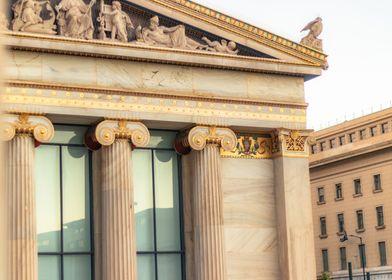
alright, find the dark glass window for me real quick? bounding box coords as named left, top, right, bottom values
left=322, top=249, right=329, bottom=272
left=376, top=206, right=385, bottom=227
left=356, top=210, right=364, bottom=230
left=318, top=187, right=325, bottom=203
left=354, top=179, right=362, bottom=195
left=133, top=130, right=184, bottom=279
left=339, top=136, right=345, bottom=145
left=348, top=133, right=355, bottom=143
left=36, top=125, right=93, bottom=280
left=379, top=242, right=387, bottom=266
left=320, top=142, right=327, bottom=152
left=381, top=123, right=388, bottom=134
left=337, top=213, right=345, bottom=233
left=359, top=129, right=366, bottom=140
left=374, top=174, right=382, bottom=191
left=335, top=184, right=343, bottom=199
left=329, top=139, right=336, bottom=148
left=370, top=126, right=377, bottom=137
left=340, top=247, right=347, bottom=270
left=359, top=244, right=366, bottom=268
left=311, top=144, right=317, bottom=154
left=320, top=217, right=327, bottom=236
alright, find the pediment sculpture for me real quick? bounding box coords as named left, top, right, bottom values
left=11, top=0, right=57, bottom=34
left=97, top=0, right=134, bottom=42
left=300, top=17, right=323, bottom=51
left=202, top=37, right=239, bottom=55
left=0, top=13, right=9, bottom=31
left=55, top=0, right=95, bottom=39
left=135, top=16, right=205, bottom=50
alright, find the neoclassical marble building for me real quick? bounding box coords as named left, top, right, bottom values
left=1, top=0, right=328, bottom=279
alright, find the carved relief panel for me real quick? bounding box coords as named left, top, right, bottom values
left=4, top=0, right=275, bottom=57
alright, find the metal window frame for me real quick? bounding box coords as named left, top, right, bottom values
left=378, top=241, right=387, bottom=266
left=37, top=125, right=185, bottom=279
left=339, top=247, right=347, bottom=270
left=37, top=125, right=94, bottom=280
left=134, top=139, right=185, bottom=280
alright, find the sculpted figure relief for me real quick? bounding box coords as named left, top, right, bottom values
left=0, top=13, right=9, bottom=31
left=56, top=0, right=95, bottom=39
left=202, top=37, right=238, bottom=55
left=300, top=17, right=323, bottom=51
left=135, top=16, right=204, bottom=50
left=11, top=0, right=56, bottom=34
left=99, top=1, right=134, bottom=42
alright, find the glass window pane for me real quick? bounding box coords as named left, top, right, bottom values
left=133, top=150, right=154, bottom=251
left=137, top=254, right=155, bottom=280
left=38, top=256, right=60, bottom=280
left=63, top=255, right=91, bottom=280
left=36, top=145, right=61, bottom=252
left=154, top=151, right=181, bottom=251
left=157, top=254, right=182, bottom=280
left=62, top=146, right=91, bottom=252
left=51, top=125, right=88, bottom=145
left=146, top=131, right=177, bottom=149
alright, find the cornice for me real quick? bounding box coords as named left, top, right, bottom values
left=4, top=32, right=321, bottom=77
left=312, top=108, right=392, bottom=140
left=142, top=0, right=327, bottom=67
left=309, top=135, right=392, bottom=168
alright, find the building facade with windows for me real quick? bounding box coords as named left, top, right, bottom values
left=1, top=0, right=328, bottom=280
left=310, top=108, right=392, bottom=279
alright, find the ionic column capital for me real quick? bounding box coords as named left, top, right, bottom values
left=85, top=119, right=150, bottom=150
left=271, top=128, right=313, bottom=158
left=175, top=126, right=237, bottom=155
left=0, top=113, right=54, bottom=143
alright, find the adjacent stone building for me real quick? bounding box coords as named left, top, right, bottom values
left=1, top=0, right=328, bottom=279
left=310, top=108, right=392, bottom=279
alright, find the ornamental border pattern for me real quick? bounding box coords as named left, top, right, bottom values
left=5, top=80, right=308, bottom=109
left=2, top=86, right=307, bottom=126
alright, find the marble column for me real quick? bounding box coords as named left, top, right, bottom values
left=86, top=119, right=150, bottom=280
left=272, top=129, right=317, bottom=280
left=176, top=126, right=237, bottom=280
left=0, top=114, right=54, bottom=280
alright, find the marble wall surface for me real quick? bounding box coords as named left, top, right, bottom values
left=6, top=50, right=306, bottom=104
left=182, top=156, right=279, bottom=280
left=221, top=158, right=279, bottom=280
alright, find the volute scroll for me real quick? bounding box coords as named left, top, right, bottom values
left=0, top=114, right=54, bottom=143
left=92, top=119, right=150, bottom=148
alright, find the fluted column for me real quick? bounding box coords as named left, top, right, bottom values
left=176, top=126, right=237, bottom=280
left=86, top=119, right=150, bottom=280
left=0, top=114, right=54, bottom=280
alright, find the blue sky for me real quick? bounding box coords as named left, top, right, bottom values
left=195, top=0, right=392, bottom=129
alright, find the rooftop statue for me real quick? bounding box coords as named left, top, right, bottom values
left=11, top=0, right=57, bottom=34
left=135, top=16, right=204, bottom=50
left=300, top=17, right=323, bottom=51
left=202, top=37, right=239, bottom=55
left=56, top=0, right=95, bottom=39
left=0, top=13, right=9, bottom=31
left=98, top=1, right=134, bottom=42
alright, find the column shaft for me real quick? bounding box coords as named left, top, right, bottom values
left=193, top=144, right=226, bottom=280
left=7, top=134, right=37, bottom=280
left=101, top=139, right=137, bottom=280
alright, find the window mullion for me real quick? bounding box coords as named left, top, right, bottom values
left=151, top=150, right=158, bottom=280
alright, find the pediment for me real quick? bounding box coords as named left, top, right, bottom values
left=119, top=0, right=328, bottom=67
left=3, top=0, right=327, bottom=70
